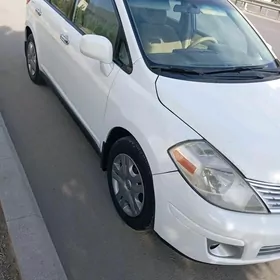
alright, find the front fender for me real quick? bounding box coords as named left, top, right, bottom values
left=103, top=61, right=201, bottom=175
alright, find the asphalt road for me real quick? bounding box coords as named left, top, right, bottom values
left=1, top=2, right=280, bottom=280
left=247, top=14, right=280, bottom=58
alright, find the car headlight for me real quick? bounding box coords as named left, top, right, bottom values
left=169, top=140, right=267, bottom=213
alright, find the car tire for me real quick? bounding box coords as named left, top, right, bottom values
left=25, top=34, right=44, bottom=85
left=107, top=136, right=155, bottom=230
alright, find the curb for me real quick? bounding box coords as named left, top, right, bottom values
left=0, top=114, right=68, bottom=280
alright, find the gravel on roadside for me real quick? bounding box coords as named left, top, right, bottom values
left=0, top=205, right=21, bottom=280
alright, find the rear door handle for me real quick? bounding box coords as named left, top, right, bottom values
left=35, top=7, right=42, bottom=16
left=60, top=34, right=69, bottom=45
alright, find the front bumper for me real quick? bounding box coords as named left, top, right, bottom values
left=153, top=172, right=280, bottom=265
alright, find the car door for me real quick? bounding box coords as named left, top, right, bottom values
left=26, top=0, right=52, bottom=69
left=35, top=0, right=76, bottom=88
left=57, top=0, right=132, bottom=145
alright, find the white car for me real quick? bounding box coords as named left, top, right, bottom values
left=25, top=0, right=280, bottom=265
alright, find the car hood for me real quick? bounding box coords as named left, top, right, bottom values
left=156, top=76, right=280, bottom=183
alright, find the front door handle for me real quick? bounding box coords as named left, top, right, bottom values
left=35, top=7, right=42, bottom=16
left=60, top=34, right=69, bottom=45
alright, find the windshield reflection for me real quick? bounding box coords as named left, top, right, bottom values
left=125, top=0, right=277, bottom=72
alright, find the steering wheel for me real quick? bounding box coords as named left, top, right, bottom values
left=189, top=37, right=218, bottom=48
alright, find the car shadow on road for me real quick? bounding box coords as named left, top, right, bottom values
left=1, top=25, right=280, bottom=280
left=0, top=26, right=25, bottom=72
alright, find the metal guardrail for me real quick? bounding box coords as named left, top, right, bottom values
left=233, top=0, right=280, bottom=20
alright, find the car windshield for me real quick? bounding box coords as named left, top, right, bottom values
left=125, top=0, right=278, bottom=71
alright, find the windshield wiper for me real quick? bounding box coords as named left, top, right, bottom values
left=256, top=67, right=280, bottom=73
left=204, top=66, right=280, bottom=75
left=150, top=65, right=204, bottom=75
left=150, top=65, right=280, bottom=79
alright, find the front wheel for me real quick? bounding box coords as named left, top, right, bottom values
left=107, top=136, right=155, bottom=230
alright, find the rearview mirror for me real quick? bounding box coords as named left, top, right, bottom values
left=80, top=34, right=113, bottom=64
left=174, top=4, right=200, bottom=14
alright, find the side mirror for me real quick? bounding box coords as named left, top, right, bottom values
left=80, top=34, right=113, bottom=64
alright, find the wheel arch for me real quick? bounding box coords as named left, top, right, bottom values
left=101, top=127, right=135, bottom=171
left=24, top=25, right=34, bottom=56
left=25, top=26, right=32, bottom=40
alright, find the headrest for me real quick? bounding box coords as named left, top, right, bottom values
left=139, top=9, right=167, bottom=25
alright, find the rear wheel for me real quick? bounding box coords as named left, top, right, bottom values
left=107, top=137, right=155, bottom=230
left=25, top=34, right=44, bottom=85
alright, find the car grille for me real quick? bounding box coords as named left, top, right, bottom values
left=258, top=245, right=280, bottom=256
left=246, top=179, right=280, bottom=213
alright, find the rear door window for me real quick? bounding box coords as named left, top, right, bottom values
left=50, top=0, right=76, bottom=18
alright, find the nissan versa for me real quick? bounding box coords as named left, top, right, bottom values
left=25, top=0, right=280, bottom=265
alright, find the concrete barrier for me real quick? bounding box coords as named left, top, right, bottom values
left=233, top=0, right=280, bottom=20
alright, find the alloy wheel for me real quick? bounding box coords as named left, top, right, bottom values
left=27, top=41, right=37, bottom=77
